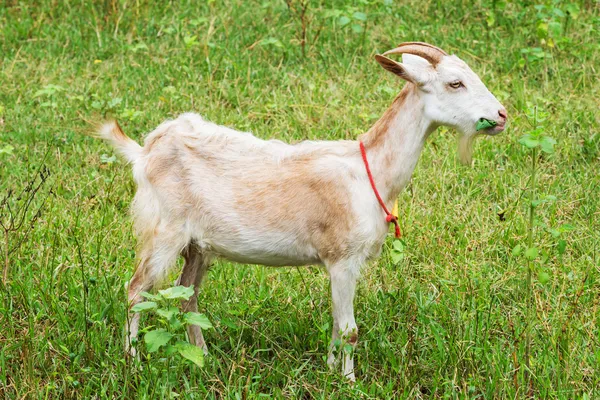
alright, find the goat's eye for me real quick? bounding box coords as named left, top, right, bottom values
left=449, top=81, right=463, bottom=89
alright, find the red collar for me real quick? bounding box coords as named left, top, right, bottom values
left=359, top=141, right=401, bottom=238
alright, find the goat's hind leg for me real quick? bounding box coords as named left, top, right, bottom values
left=179, top=244, right=211, bottom=354
left=125, top=251, right=154, bottom=358
left=125, top=234, right=185, bottom=357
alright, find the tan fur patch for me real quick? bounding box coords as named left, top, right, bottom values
left=112, top=120, right=128, bottom=141
left=360, top=84, right=413, bottom=150
left=234, top=161, right=353, bottom=264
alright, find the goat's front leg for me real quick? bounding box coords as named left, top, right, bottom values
left=327, top=261, right=359, bottom=381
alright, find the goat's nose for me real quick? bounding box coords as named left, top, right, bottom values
left=498, top=108, right=507, bottom=121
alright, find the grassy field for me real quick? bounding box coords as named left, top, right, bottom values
left=1, top=0, right=599, bottom=398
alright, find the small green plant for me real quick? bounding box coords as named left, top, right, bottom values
left=285, top=0, right=314, bottom=59
left=1, top=163, right=51, bottom=284
left=131, top=285, right=213, bottom=368
left=519, top=47, right=552, bottom=68
left=34, top=84, right=65, bottom=108
left=119, top=108, right=143, bottom=122
left=533, top=2, right=580, bottom=47
left=100, top=154, right=117, bottom=164
left=390, top=239, right=406, bottom=264
left=326, top=5, right=368, bottom=34
left=336, top=10, right=367, bottom=33
left=0, top=144, right=14, bottom=156
left=517, top=105, right=556, bottom=395
left=331, top=337, right=354, bottom=360
left=91, top=93, right=123, bottom=115
left=258, top=37, right=284, bottom=49
left=183, top=34, right=199, bottom=48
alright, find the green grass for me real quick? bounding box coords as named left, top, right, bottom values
left=1, top=0, right=599, bottom=398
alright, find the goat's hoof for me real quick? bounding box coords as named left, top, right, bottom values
left=200, top=344, right=209, bottom=356
left=191, top=340, right=209, bottom=355
left=342, top=364, right=356, bottom=382
left=344, top=372, right=356, bottom=382
left=327, top=353, right=338, bottom=370
left=125, top=342, right=141, bottom=362
left=125, top=346, right=137, bottom=359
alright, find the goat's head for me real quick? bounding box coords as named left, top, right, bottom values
left=375, top=42, right=507, bottom=164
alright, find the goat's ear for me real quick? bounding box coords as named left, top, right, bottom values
left=375, top=54, right=427, bottom=85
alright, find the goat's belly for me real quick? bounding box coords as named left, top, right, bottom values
left=219, top=251, right=320, bottom=267
left=199, top=236, right=321, bottom=267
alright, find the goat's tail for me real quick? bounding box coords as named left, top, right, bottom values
left=97, top=120, right=143, bottom=163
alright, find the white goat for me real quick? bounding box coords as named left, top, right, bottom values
left=97, top=42, right=506, bottom=380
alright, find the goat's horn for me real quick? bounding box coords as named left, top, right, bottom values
left=382, top=42, right=448, bottom=67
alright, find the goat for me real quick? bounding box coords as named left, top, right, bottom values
left=97, top=42, right=507, bottom=381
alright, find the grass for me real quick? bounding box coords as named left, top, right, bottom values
left=0, top=0, right=599, bottom=398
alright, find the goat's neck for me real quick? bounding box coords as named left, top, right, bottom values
left=359, top=83, right=436, bottom=207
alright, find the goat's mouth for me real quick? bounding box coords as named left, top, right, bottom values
left=486, top=122, right=505, bottom=135
left=476, top=118, right=505, bottom=136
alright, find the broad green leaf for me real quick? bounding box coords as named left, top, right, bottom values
left=343, top=344, right=353, bottom=354
left=557, top=239, right=567, bottom=255
left=131, top=301, right=157, bottom=312
left=159, top=285, right=194, bottom=300
left=183, top=35, right=198, bottom=48
left=541, top=248, right=550, bottom=264
left=333, top=338, right=342, bottom=350
left=512, top=244, right=522, bottom=257
left=33, top=84, right=64, bottom=97
left=351, top=24, right=364, bottom=33
left=144, top=329, right=173, bottom=352
left=177, top=342, right=204, bottom=367
left=352, top=11, right=367, bottom=21
left=538, top=271, right=550, bottom=285
left=107, top=97, right=122, bottom=109
left=390, top=252, right=404, bottom=264
left=536, top=21, right=548, bottom=38
left=141, top=291, right=162, bottom=301
left=485, top=11, right=496, bottom=27
left=164, top=344, right=178, bottom=356
left=391, top=239, right=405, bottom=263
left=528, top=127, right=545, bottom=137
left=392, top=240, right=405, bottom=252
left=560, top=224, right=575, bottom=233
left=100, top=154, right=117, bottom=164
left=259, top=37, right=283, bottom=48
left=0, top=144, right=14, bottom=155
left=519, top=135, right=539, bottom=149
left=184, top=312, right=213, bottom=329
left=525, top=247, right=538, bottom=260
left=156, top=307, right=179, bottom=320
left=338, top=16, right=351, bottom=26
left=548, top=20, right=562, bottom=38
left=549, top=229, right=560, bottom=238
left=540, top=136, right=557, bottom=154
left=565, top=3, right=580, bottom=19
